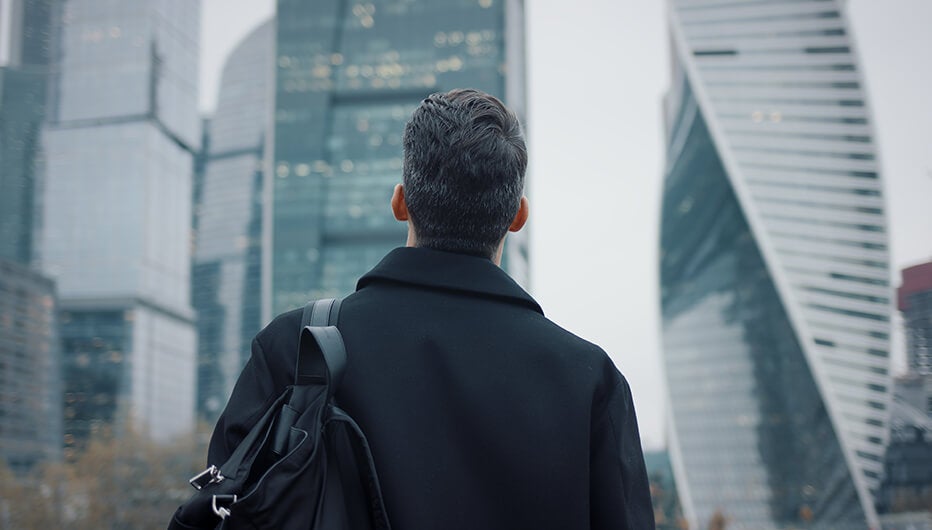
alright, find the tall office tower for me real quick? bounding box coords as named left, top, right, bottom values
left=660, top=1, right=891, bottom=528
left=0, top=0, right=56, bottom=265
left=0, top=260, right=60, bottom=473
left=193, top=20, right=273, bottom=421
left=38, top=0, right=199, bottom=447
left=268, top=0, right=527, bottom=318
left=0, top=0, right=61, bottom=473
left=898, top=261, right=932, bottom=375
left=876, top=388, right=932, bottom=518
left=876, top=261, right=932, bottom=520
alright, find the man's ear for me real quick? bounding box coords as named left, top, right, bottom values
left=391, top=183, right=409, bottom=221
left=508, top=196, right=529, bottom=232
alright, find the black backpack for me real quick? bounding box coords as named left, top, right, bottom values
left=168, top=299, right=391, bottom=530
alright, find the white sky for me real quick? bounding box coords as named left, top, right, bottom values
left=0, top=0, right=15, bottom=65
left=201, top=0, right=932, bottom=450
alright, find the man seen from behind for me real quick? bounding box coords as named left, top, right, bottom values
left=209, top=88, right=655, bottom=529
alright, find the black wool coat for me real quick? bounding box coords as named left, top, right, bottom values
left=208, top=247, right=654, bottom=530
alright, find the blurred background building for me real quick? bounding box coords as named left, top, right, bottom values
left=0, top=0, right=61, bottom=474
left=898, top=261, right=932, bottom=376
left=192, top=20, right=272, bottom=422
left=0, top=0, right=52, bottom=266
left=874, top=261, right=932, bottom=527
left=644, top=449, right=687, bottom=530
left=878, top=394, right=932, bottom=521
left=267, top=0, right=528, bottom=318
left=37, top=0, right=200, bottom=448
left=0, top=260, right=60, bottom=474
left=193, top=0, right=529, bottom=421
left=660, top=0, right=891, bottom=528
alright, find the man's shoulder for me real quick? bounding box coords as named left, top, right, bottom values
left=254, top=307, right=304, bottom=352
left=534, top=312, right=613, bottom=360
left=498, top=308, right=624, bottom=392
left=254, top=297, right=622, bottom=385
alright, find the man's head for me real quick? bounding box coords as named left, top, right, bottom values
left=392, top=89, right=528, bottom=262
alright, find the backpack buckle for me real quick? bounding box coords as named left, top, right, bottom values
left=189, top=465, right=225, bottom=490
left=212, top=494, right=237, bottom=519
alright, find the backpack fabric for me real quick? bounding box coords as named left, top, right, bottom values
left=167, top=298, right=390, bottom=530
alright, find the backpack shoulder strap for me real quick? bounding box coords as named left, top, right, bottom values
left=295, top=298, right=346, bottom=393
left=301, top=297, right=342, bottom=328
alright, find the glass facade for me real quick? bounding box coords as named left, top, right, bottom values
left=661, top=82, right=866, bottom=528
left=0, top=0, right=61, bottom=473
left=270, top=0, right=527, bottom=316
left=876, top=391, right=932, bottom=515
left=0, top=0, right=57, bottom=265
left=662, top=1, right=892, bottom=528
left=59, top=308, right=128, bottom=454
left=898, top=262, right=932, bottom=375
left=51, top=0, right=199, bottom=147
left=0, top=67, right=44, bottom=265
left=38, top=0, right=199, bottom=443
left=0, top=259, right=60, bottom=473
left=193, top=20, right=272, bottom=421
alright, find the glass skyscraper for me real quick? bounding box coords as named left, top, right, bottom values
left=38, top=0, right=199, bottom=447
left=268, top=0, right=527, bottom=318
left=0, top=0, right=61, bottom=474
left=0, top=0, right=55, bottom=265
left=660, top=1, right=891, bottom=528
left=0, top=259, right=60, bottom=473
left=898, top=261, right=932, bottom=376
left=193, top=20, right=272, bottom=421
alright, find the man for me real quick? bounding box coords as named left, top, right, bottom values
left=209, top=89, right=654, bottom=529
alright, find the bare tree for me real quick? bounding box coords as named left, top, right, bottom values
left=0, top=422, right=209, bottom=529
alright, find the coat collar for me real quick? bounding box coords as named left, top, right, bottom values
left=357, top=247, right=543, bottom=315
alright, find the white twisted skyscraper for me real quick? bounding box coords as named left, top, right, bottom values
left=660, top=1, right=891, bottom=528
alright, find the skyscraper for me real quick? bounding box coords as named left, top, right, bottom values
left=875, top=261, right=932, bottom=521
left=0, top=0, right=61, bottom=473
left=193, top=20, right=273, bottom=421
left=898, top=261, right=932, bottom=375
left=0, top=259, right=60, bottom=474
left=38, top=0, right=199, bottom=447
left=660, top=1, right=891, bottom=528
left=876, top=387, right=932, bottom=517
left=267, top=0, right=527, bottom=319
left=0, top=0, right=55, bottom=265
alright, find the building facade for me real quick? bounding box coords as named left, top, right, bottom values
left=38, top=0, right=199, bottom=445
left=193, top=20, right=273, bottom=421
left=898, top=261, right=932, bottom=376
left=874, top=261, right=932, bottom=522
left=0, top=0, right=56, bottom=265
left=0, top=0, right=61, bottom=473
left=0, top=259, right=60, bottom=473
left=267, top=0, right=527, bottom=318
left=660, top=1, right=891, bottom=528
left=0, top=66, right=44, bottom=264
left=877, top=391, right=932, bottom=516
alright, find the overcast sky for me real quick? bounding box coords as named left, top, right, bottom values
left=201, top=0, right=932, bottom=450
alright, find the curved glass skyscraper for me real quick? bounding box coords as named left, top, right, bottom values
left=660, top=1, right=892, bottom=528
left=193, top=20, right=272, bottom=420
